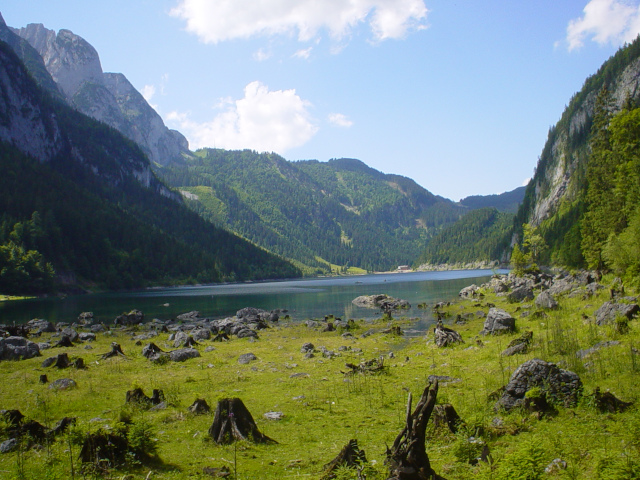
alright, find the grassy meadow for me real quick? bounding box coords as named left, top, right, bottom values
left=1, top=274, right=640, bottom=479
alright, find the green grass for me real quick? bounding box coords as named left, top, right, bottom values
left=1, top=277, right=640, bottom=479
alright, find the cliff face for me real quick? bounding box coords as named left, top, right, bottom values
left=524, top=54, right=640, bottom=229
left=0, top=42, right=62, bottom=162
left=12, top=23, right=192, bottom=167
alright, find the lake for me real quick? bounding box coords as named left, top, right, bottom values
left=0, top=270, right=504, bottom=331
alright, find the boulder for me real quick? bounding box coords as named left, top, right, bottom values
left=535, top=291, right=558, bottom=310
left=238, top=353, right=257, bottom=364
left=78, top=332, right=96, bottom=342
left=495, top=359, right=582, bottom=411
left=114, top=309, right=144, bottom=325
left=459, top=284, right=479, bottom=299
left=507, top=285, right=534, bottom=303
left=595, top=301, right=640, bottom=326
left=480, top=308, right=515, bottom=335
left=352, top=294, right=410, bottom=310
left=169, top=348, right=201, bottom=362
left=0, top=336, right=40, bottom=361
left=49, top=378, right=77, bottom=391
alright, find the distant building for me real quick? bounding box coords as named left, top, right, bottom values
left=397, top=265, right=411, bottom=272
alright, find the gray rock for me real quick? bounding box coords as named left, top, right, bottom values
left=300, top=342, right=315, bottom=353
left=459, top=284, right=479, bottom=299
left=480, top=308, right=515, bottom=335
left=535, top=291, right=558, bottom=310
left=576, top=340, right=620, bottom=359
left=0, top=438, right=17, bottom=453
left=237, top=328, right=258, bottom=339
left=169, top=348, right=200, bottom=362
left=49, top=378, right=77, bottom=391
left=172, top=331, right=190, bottom=348
left=0, top=336, right=40, bottom=361
left=78, top=332, right=96, bottom=342
left=238, top=353, right=257, bottom=364
left=500, top=342, right=528, bottom=357
left=595, top=301, right=640, bottom=326
left=507, top=285, right=534, bottom=303
left=352, top=294, right=410, bottom=310
left=495, top=359, right=582, bottom=411
left=191, top=327, right=211, bottom=341
left=263, top=411, right=284, bottom=420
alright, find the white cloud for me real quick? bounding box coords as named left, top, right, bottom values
left=141, top=84, right=156, bottom=102
left=328, top=113, right=353, bottom=128
left=566, top=0, right=640, bottom=51
left=253, top=48, right=272, bottom=61
left=170, top=0, right=428, bottom=44
left=293, top=47, right=313, bottom=59
left=166, top=81, right=318, bottom=153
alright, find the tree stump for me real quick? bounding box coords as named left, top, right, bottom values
left=55, top=336, right=74, bottom=348
left=189, top=398, right=211, bottom=415
left=432, top=404, right=463, bottom=434
left=208, top=398, right=276, bottom=444
left=53, top=353, right=71, bottom=368
left=433, top=321, right=463, bottom=348
left=386, top=381, right=446, bottom=480
left=593, top=387, right=633, bottom=413
left=98, top=342, right=126, bottom=359
left=212, top=332, right=230, bottom=342
left=322, top=439, right=368, bottom=479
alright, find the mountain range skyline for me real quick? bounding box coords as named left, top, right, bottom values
left=2, top=1, right=637, bottom=200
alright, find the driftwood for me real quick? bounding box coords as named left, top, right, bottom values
left=322, top=439, right=368, bottom=480
left=98, top=342, right=126, bottom=359
left=208, top=398, right=276, bottom=445
left=386, top=381, right=446, bottom=480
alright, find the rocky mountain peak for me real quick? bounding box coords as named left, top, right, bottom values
left=14, top=24, right=103, bottom=99
left=12, top=22, right=191, bottom=167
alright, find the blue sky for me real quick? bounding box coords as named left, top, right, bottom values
left=2, top=1, right=638, bottom=200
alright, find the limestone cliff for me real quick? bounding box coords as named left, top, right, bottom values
left=12, top=23, right=192, bottom=167
left=521, top=47, right=640, bottom=229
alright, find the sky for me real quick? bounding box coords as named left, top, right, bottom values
left=2, top=0, right=639, bottom=201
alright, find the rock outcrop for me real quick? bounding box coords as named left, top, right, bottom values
left=495, top=359, right=582, bottom=411
left=12, top=23, right=192, bottom=169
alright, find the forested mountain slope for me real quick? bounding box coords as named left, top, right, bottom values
left=513, top=36, right=640, bottom=267
left=0, top=39, right=299, bottom=293
left=157, top=150, right=468, bottom=273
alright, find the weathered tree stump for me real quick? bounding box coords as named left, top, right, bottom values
left=53, top=353, right=71, bottom=368
left=125, top=387, right=164, bottom=408
left=432, top=404, right=463, bottom=434
left=188, top=398, right=211, bottom=415
left=55, top=336, right=74, bottom=348
left=212, top=332, right=230, bottom=342
left=382, top=325, right=404, bottom=336
left=48, top=417, right=76, bottom=438
left=386, top=381, right=446, bottom=480
left=208, top=398, right=276, bottom=445
left=73, top=357, right=86, bottom=369
left=343, top=357, right=387, bottom=375
left=39, top=374, right=48, bottom=384
left=322, top=439, right=368, bottom=480
left=593, top=387, right=633, bottom=413
left=98, top=342, right=126, bottom=359
left=433, top=321, right=464, bottom=348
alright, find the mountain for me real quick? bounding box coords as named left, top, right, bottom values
left=0, top=34, right=299, bottom=293
left=11, top=22, right=192, bottom=167
left=459, top=186, right=526, bottom=213
left=157, top=150, right=468, bottom=273
left=513, top=36, right=640, bottom=267
left=414, top=207, right=513, bottom=268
